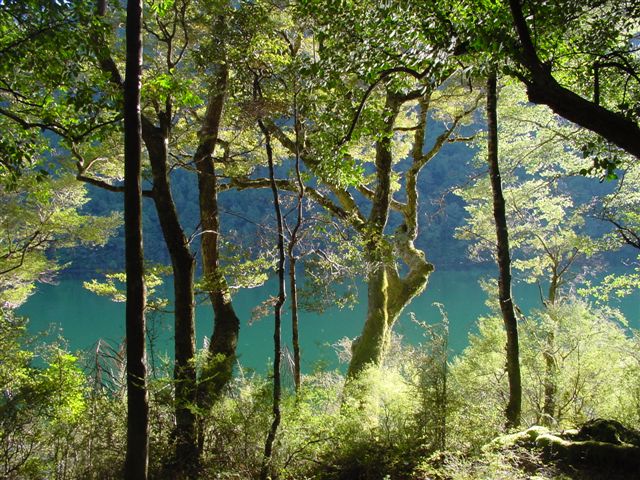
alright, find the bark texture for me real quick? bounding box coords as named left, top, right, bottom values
left=486, top=71, right=522, bottom=428
left=123, top=0, right=148, bottom=477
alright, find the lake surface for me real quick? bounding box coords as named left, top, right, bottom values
left=19, top=269, right=639, bottom=373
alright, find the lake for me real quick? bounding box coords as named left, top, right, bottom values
left=18, top=268, right=639, bottom=373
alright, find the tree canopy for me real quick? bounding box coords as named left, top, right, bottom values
left=1, top=1, right=639, bottom=479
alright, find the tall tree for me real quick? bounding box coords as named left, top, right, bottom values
left=486, top=71, right=521, bottom=428
left=260, top=80, right=478, bottom=378
left=123, top=0, right=148, bottom=477
left=456, top=83, right=607, bottom=424
left=242, top=1, right=481, bottom=377
left=92, top=2, right=200, bottom=473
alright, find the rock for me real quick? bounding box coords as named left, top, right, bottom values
left=484, top=426, right=550, bottom=451
left=486, top=419, right=640, bottom=476
left=575, top=418, right=640, bottom=446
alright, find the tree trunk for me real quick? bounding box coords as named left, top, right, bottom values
left=142, top=119, right=198, bottom=477
left=288, top=102, right=304, bottom=394
left=541, top=275, right=559, bottom=425
left=541, top=337, right=557, bottom=425
left=193, top=47, right=240, bottom=430
left=123, top=0, right=148, bottom=477
left=486, top=71, right=522, bottom=429
left=259, top=120, right=285, bottom=480
left=289, top=256, right=301, bottom=392
left=347, top=267, right=392, bottom=378
left=93, top=0, right=197, bottom=473
left=346, top=92, right=434, bottom=378
left=347, top=94, right=399, bottom=378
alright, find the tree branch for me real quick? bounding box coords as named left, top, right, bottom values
left=507, top=0, right=640, bottom=159
left=339, top=66, right=428, bottom=146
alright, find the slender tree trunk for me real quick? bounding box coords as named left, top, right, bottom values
left=289, top=256, right=301, bottom=392
left=288, top=99, right=304, bottom=393
left=259, top=120, right=285, bottom=480
left=123, top=0, right=148, bottom=478
left=541, top=336, right=557, bottom=425
left=142, top=120, right=198, bottom=477
left=542, top=273, right=559, bottom=425
left=94, top=0, right=197, bottom=473
left=487, top=71, right=522, bottom=429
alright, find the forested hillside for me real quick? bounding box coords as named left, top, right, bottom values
left=1, top=0, right=639, bottom=479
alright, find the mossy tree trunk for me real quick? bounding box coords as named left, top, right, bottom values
left=347, top=92, right=444, bottom=378
left=541, top=270, right=560, bottom=425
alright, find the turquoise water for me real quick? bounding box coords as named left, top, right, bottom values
left=19, top=269, right=639, bottom=373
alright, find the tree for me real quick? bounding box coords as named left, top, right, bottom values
left=244, top=0, right=483, bottom=377
left=191, top=7, right=242, bottom=433
left=505, top=0, right=640, bottom=160
left=286, top=93, right=305, bottom=394
left=486, top=71, right=521, bottom=428
left=456, top=83, right=608, bottom=425
left=257, top=117, right=286, bottom=480
left=442, top=0, right=640, bottom=160
left=123, top=0, right=148, bottom=477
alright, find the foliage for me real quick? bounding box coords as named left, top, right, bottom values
left=449, top=295, right=640, bottom=447
left=455, top=82, right=609, bottom=300
left=445, top=0, right=640, bottom=123
left=2, top=299, right=640, bottom=478
left=0, top=309, right=91, bottom=479
left=0, top=173, right=120, bottom=308
left=83, top=264, right=170, bottom=311
left=2, top=0, right=640, bottom=478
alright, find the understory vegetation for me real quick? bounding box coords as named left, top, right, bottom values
left=3, top=295, right=639, bottom=479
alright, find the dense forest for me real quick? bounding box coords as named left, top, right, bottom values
left=1, top=0, right=640, bottom=479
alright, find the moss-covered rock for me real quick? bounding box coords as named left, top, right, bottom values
left=486, top=419, right=640, bottom=477
left=574, top=418, right=640, bottom=446
left=485, top=426, right=550, bottom=451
